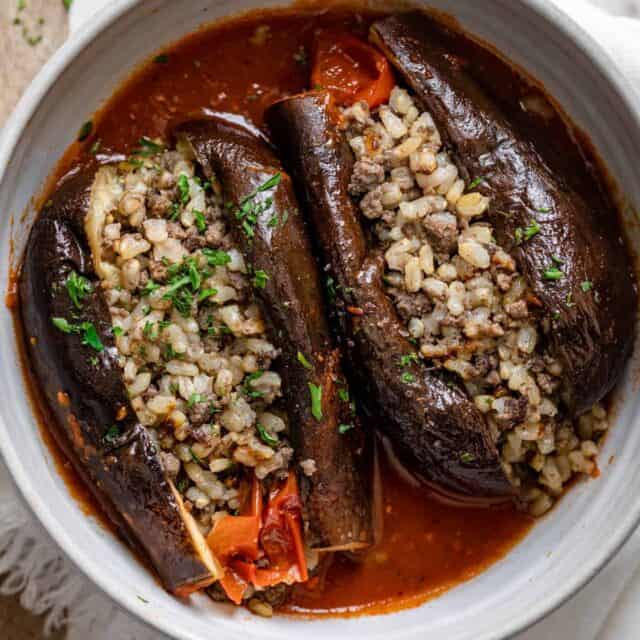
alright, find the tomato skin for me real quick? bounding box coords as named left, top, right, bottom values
left=311, top=33, right=395, bottom=108
left=206, top=472, right=308, bottom=602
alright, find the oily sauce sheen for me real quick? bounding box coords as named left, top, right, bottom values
left=33, top=7, right=554, bottom=616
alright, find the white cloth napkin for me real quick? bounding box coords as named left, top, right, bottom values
left=2, top=1, right=640, bottom=638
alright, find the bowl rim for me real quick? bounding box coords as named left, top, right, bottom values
left=1, top=1, right=640, bottom=638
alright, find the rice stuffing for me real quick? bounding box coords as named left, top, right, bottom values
left=341, top=87, right=607, bottom=516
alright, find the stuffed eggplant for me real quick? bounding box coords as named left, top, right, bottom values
left=267, top=93, right=512, bottom=499
left=20, top=171, right=220, bottom=595
left=370, top=13, right=637, bottom=416
left=173, top=117, right=372, bottom=552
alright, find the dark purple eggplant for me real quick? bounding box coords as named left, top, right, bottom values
left=20, top=171, right=220, bottom=595
left=266, top=93, right=511, bottom=499
left=371, top=13, right=637, bottom=416
left=174, top=118, right=372, bottom=551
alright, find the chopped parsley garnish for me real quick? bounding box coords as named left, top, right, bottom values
left=243, top=371, right=264, bottom=398
left=153, top=53, right=169, bottom=64
left=202, top=248, right=231, bottom=266
left=187, top=393, right=203, bottom=408
left=515, top=219, right=541, bottom=245
left=399, top=353, right=419, bottom=368
left=338, top=388, right=349, bottom=403
left=143, top=321, right=157, bottom=339
left=102, top=425, right=120, bottom=445
left=193, top=209, right=207, bottom=233
left=542, top=266, right=563, bottom=281
left=308, top=383, right=323, bottom=421
left=552, top=310, right=561, bottom=320
left=128, top=137, right=164, bottom=164
left=62, top=0, right=74, bottom=9
left=467, top=176, right=484, bottom=191
left=326, top=276, right=337, bottom=304
left=177, top=174, right=190, bottom=204
left=198, top=288, right=218, bottom=302
left=252, top=269, right=269, bottom=289
left=77, top=120, right=93, bottom=142
left=233, top=173, right=282, bottom=239
left=51, top=317, right=104, bottom=352
left=460, top=452, right=475, bottom=463
left=537, top=207, right=551, bottom=213
left=565, top=292, right=575, bottom=308
left=113, top=326, right=123, bottom=337
left=17, top=0, right=26, bottom=10
left=142, top=279, right=161, bottom=296
left=66, top=270, right=92, bottom=308
left=297, top=351, right=312, bottom=370
left=256, top=424, right=278, bottom=447
left=168, top=203, right=180, bottom=221
left=89, top=139, right=101, bottom=155
left=161, top=257, right=207, bottom=317
left=189, top=447, right=202, bottom=464
left=176, top=477, right=189, bottom=493
left=581, top=280, right=594, bottom=292
left=338, top=423, right=354, bottom=434
left=401, top=372, right=415, bottom=384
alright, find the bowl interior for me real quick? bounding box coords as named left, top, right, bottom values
left=1, top=1, right=640, bottom=639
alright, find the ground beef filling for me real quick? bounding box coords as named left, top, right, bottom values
left=88, top=142, right=293, bottom=540
left=341, top=88, right=607, bottom=516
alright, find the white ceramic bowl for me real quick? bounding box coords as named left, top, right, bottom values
left=2, top=1, right=640, bottom=639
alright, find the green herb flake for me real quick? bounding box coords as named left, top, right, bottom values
left=113, top=326, right=124, bottom=337
left=193, top=209, right=207, bottom=233
left=460, top=452, right=475, bottom=463
left=326, top=276, right=337, bottom=305
left=89, top=139, right=102, bottom=155
left=136, top=596, right=149, bottom=604
left=252, top=269, right=269, bottom=289
left=142, top=280, right=161, bottom=296
left=581, top=280, right=593, bottom=292
left=338, top=423, right=354, bottom=434
left=515, top=219, right=541, bottom=245
left=188, top=393, right=203, bottom=408
left=52, top=317, right=73, bottom=334
left=153, top=53, right=169, bottom=64
left=551, top=310, right=561, bottom=321
left=103, top=424, right=120, bottom=445
left=308, top=383, right=323, bottom=422
left=537, top=206, right=551, bottom=213
left=77, top=120, right=93, bottom=142
left=542, top=266, right=563, bottom=281
left=17, top=0, right=26, bottom=10
left=256, top=423, right=279, bottom=447
left=467, top=176, right=484, bottom=191
left=189, top=447, right=202, bottom=465
left=401, top=372, right=415, bottom=384
left=338, top=388, right=349, bottom=403
left=51, top=317, right=104, bottom=352
left=202, top=248, right=231, bottom=266
left=168, top=202, right=180, bottom=221
left=66, top=270, right=92, bottom=309
left=198, top=288, right=218, bottom=302
left=177, top=174, right=190, bottom=204
left=399, top=353, right=419, bottom=368
left=297, top=351, right=312, bottom=370
left=143, top=321, right=156, bottom=339
left=566, top=292, right=575, bottom=308
left=243, top=371, right=264, bottom=398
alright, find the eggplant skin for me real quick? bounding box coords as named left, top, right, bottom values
left=371, top=13, right=638, bottom=416
left=173, top=118, right=372, bottom=551
left=267, top=93, right=512, bottom=499
left=19, top=171, right=218, bottom=595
